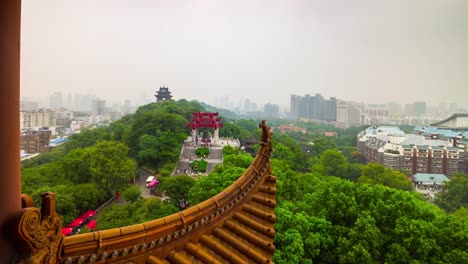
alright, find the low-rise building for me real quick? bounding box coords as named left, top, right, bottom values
left=20, top=128, right=51, bottom=154
left=412, top=173, right=449, bottom=200
left=279, top=125, right=306, bottom=134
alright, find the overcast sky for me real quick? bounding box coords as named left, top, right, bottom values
left=21, top=0, right=468, bottom=109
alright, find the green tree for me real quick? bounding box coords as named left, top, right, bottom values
left=436, top=172, right=468, bottom=213
left=317, top=149, right=349, bottom=178
left=64, top=127, right=111, bottom=153
left=222, top=145, right=241, bottom=156
left=69, top=183, right=107, bottom=213
left=60, top=148, right=89, bottom=184
left=452, top=206, right=468, bottom=220
left=274, top=172, right=468, bottom=263
left=189, top=167, right=244, bottom=204
left=127, top=111, right=187, bottom=156
left=84, top=140, right=136, bottom=194
left=273, top=143, right=295, bottom=164
left=31, top=185, right=78, bottom=224
left=136, top=134, right=159, bottom=167
left=159, top=175, right=195, bottom=210
left=123, top=185, right=141, bottom=203
left=310, top=137, right=337, bottom=156
left=219, top=122, right=241, bottom=138
left=358, top=163, right=413, bottom=191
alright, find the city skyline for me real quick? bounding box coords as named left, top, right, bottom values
left=20, top=0, right=468, bottom=108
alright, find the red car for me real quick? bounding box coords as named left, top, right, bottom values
left=61, top=227, right=73, bottom=236
left=80, top=210, right=96, bottom=219
left=67, top=217, right=84, bottom=228
left=86, top=219, right=97, bottom=230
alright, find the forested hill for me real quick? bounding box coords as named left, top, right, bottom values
left=21, top=99, right=468, bottom=262
left=21, top=99, right=204, bottom=223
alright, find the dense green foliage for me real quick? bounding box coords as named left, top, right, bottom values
left=358, top=163, right=413, bottom=191
left=122, top=185, right=142, bottom=203
left=273, top=166, right=468, bottom=263
left=189, top=167, right=245, bottom=204
left=191, top=159, right=208, bottom=173
left=436, top=172, right=468, bottom=213
left=159, top=175, right=195, bottom=210
left=96, top=198, right=178, bottom=230
left=195, top=147, right=210, bottom=157
left=22, top=140, right=135, bottom=223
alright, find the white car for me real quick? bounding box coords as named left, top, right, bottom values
left=145, top=176, right=155, bottom=183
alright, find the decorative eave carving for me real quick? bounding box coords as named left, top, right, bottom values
left=7, top=192, right=63, bottom=263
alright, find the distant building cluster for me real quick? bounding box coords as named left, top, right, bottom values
left=19, top=90, right=142, bottom=156
left=357, top=114, right=468, bottom=178
left=290, top=94, right=361, bottom=129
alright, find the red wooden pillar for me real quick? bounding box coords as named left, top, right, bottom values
left=0, top=0, right=22, bottom=261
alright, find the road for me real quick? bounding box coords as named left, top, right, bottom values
left=136, top=168, right=156, bottom=198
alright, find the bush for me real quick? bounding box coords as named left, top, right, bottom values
left=192, top=160, right=208, bottom=172
left=123, top=185, right=141, bottom=203
left=195, top=147, right=210, bottom=157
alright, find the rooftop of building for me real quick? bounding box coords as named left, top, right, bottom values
left=413, top=173, right=449, bottom=183
left=430, top=113, right=468, bottom=130
left=413, top=126, right=468, bottom=139
left=49, top=137, right=69, bottom=145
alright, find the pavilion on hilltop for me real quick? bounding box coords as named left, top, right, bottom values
left=155, top=86, right=173, bottom=102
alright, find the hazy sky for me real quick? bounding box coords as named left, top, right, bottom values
left=21, top=0, right=468, bottom=108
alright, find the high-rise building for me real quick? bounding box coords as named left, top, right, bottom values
left=290, top=94, right=360, bottom=127
left=335, top=101, right=362, bottom=129
left=48, top=92, right=63, bottom=109
left=349, top=104, right=362, bottom=126
left=387, top=102, right=402, bottom=115
left=310, top=93, right=324, bottom=120
left=91, top=99, right=106, bottom=115
left=322, top=97, right=337, bottom=121
left=290, top=95, right=301, bottom=119
left=123, top=100, right=133, bottom=115
left=366, top=104, right=388, bottom=117
left=299, top=95, right=312, bottom=119
left=20, top=100, right=39, bottom=110
left=413, top=102, right=427, bottom=115
left=263, top=103, right=280, bottom=119
left=20, top=109, right=56, bottom=130
left=336, top=100, right=349, bottom=129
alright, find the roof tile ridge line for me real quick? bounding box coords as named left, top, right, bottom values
left=177, top=212, right=186, bottom=228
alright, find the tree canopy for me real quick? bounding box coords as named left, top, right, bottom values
left=358, top=163, right=413, bottom=191
left=436, top=172, right=468, bottom=213
left=159, top=175, right=195, bottom=210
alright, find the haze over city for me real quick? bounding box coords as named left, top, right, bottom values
left=21, top=0, right=468, bottom=108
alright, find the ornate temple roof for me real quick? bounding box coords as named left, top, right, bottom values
left=11, top=121, right=276, bottom=264
left=155, top=86, right=173, bottom=102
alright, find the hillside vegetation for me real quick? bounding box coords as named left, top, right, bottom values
left=21, top=100, right=468, bottom=262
